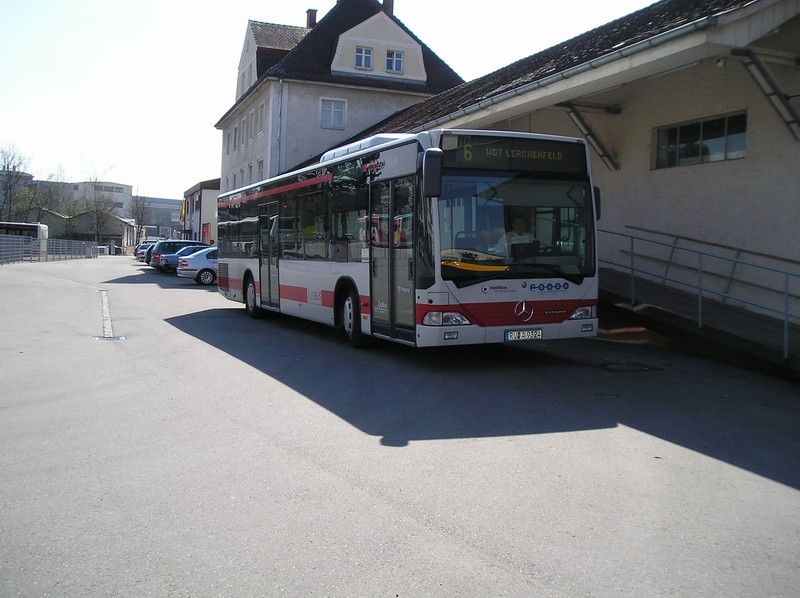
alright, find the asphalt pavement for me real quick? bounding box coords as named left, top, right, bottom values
left=1, top=256, right=798, bottom=597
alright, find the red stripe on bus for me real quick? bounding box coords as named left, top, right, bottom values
left=218, top=173, right=333, bottom=209
left=279, top=286, right=336, bottom=309
left=219, top=277, right=242, bottom=292
left=280, top=284, right=307, bottom=302
left=416, top=299, right=597, bottom=326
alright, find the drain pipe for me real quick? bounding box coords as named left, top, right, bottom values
left=412, top=15, right=720, bottom=132
left=276, top=78, right=285, bottom=175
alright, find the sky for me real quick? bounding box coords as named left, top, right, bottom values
left=0, top=0, right=654, bottom=199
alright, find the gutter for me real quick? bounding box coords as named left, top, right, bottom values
left=411, top=15, right=719, bottom=133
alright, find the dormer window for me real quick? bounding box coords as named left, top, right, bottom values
left=386, top=50, right=403, bottom=74
left=355, top=47, right=373, bottom=70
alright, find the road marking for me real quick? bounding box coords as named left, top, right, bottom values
left=93, top=290, right=125, bottom=341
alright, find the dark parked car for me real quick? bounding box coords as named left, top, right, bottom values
left=157, top=244, right=209, bottom=273
left=148, top=240, right=208, bottom=269
left=135, top=243, right=154, bottom=262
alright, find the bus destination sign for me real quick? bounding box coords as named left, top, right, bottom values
left=442, top=134, right=587, bottom=174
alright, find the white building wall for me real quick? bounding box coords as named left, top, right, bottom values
left=331, top=12, right=427, bottom=83
left=281, top=80, right=426, bottom=172
left=220, top=79, right=428, bottom=190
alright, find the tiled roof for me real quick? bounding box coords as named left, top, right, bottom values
left=357, top=0, right=758, bottom=135
left=249, top=20, right=309, bottom=52
left=265, top=0, right=463, bottom=94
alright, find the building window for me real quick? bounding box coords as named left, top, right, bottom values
left=386, top=50, right=403, bottom=73
left=355, top=47, right=372, bottom=70
left=257, top=159, right=264, bottom=181
left=233, top=126, right=238, bottom=150
left=656, top=112, right=747, bottom=169
left=321, top=99, right=345, bottom=130
left=258, top=102, right=265, bottom=134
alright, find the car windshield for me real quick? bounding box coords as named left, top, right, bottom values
left=437, top=172, right=595, bottom=288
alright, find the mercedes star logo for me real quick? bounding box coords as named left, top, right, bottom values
left=514, top=300, right=534, bottom=322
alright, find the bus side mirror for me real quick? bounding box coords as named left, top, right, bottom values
left=593, top=186, right=601, bottom=221
left=422, top=148, right=443, bottom=198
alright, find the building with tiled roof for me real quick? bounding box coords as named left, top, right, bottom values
left=215, top=0, right=463, bottom=194
left=350, top=0, right=799, bottom=295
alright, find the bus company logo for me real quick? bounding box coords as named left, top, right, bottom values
left=513, top=301, right=534, bottom=322
left=482, top=284, right=509, bottom=293
left=531, top=282, right=570, bottom=294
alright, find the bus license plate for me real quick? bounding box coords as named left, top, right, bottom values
left=505, top=329, right=543, bottom=341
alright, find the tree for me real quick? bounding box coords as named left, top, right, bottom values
left=11, top=177, right=67, bottom=223
left=0, top=145, right=32, bottom=221
left=129, top=194, right=152, bottom=243
left=83, top=179, right=118, bottom=245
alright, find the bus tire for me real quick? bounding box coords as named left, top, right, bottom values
left=244, top=275, right=262, bottom=318
left=342, top=288, right=367, bottom=348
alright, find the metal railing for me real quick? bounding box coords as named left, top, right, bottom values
left=598, top=227, right=800, bottom=360
left=0, top=235, right=100, bottom=264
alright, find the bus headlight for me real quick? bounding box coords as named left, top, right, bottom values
left=422, top=311, right=471, bottom=326
left=568, top=306, right=596, bottom=320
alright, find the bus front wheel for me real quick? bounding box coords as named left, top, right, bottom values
left=342, top=289, right=367, bottom=348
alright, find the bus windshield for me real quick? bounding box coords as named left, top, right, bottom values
left=437, top=171, right=595, bottom=288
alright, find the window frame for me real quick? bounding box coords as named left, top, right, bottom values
left=386, top=50, right=404, bottom=74
left=654, top=111, right=747, bottom=169
left=321, top=98, right=346, bottom=130
left=355, top=46, right=373, bottom=70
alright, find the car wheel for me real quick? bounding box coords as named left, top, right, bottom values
left=342, top=287, right=367, bottom=347
left=197, top=269, right=216, bottom=286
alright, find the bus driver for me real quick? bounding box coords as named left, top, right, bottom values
left=496, top=213, right=535, bottom=255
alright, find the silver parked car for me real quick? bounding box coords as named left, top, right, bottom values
left=158, top=244, right=208, bottom=273
left=176, top=247, right=218, bottom=285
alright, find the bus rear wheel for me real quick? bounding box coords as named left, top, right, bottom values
left=244, top=275, right=261, bottom=318
left=342, top=288, right=367, bottom=347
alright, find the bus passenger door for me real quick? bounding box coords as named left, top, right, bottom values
left=259, top=202, right=279, bottom=308
left=370, top=177, right=416, bottom=342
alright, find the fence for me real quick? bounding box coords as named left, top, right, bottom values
left=0, top=234, right=100, bottom=264
left=598, top=226, right=800, bottom=360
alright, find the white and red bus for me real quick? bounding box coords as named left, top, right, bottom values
left=0, top=221, right=48, bottom=257
left=0, top=221, right=49, bottom=240
left=217, top=129, right=600, bottom=347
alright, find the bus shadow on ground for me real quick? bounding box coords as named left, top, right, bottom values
left=165, top=306, right=800, bottom=490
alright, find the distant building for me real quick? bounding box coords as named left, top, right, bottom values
left=182, top=179, right=220, bottom=244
